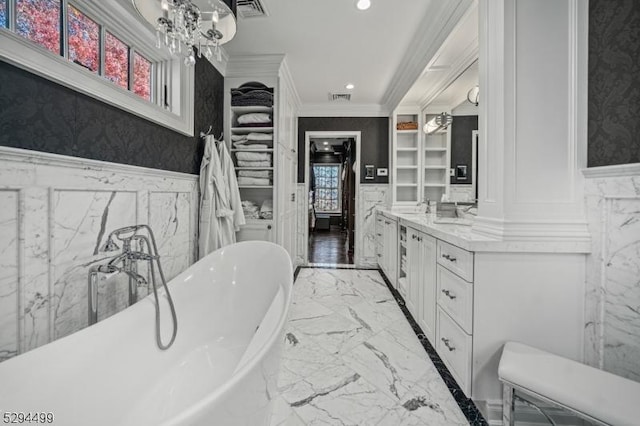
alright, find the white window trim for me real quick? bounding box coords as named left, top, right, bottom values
left=0, top=0, right=194, bottom=136
left=314, top=163, right=342, bottom=214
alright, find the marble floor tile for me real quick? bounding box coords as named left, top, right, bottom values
left=282, top=362, right=398, bottom=426
left=271, top=268, right=478, bottom=426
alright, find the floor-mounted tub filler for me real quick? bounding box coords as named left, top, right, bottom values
left=0, top=241, right=293, bottom=426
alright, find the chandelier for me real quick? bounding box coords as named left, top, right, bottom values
left=133, top=0, right=237, bottom=65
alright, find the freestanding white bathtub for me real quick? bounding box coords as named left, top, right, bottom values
left=0, top=241, right=293, bottom=426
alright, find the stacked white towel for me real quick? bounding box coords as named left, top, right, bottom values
left=236, top=152, right=271, bottom=162
left=238, top=160, right=271, bottom=168
left=238, top=170, right=271, bottom=178
left=237, top=113, right=271, bottom=125
left=233, top=143, right=269, bottom=150
left=237, top=177, right=271, bottom=186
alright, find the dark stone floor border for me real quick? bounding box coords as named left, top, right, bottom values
left=292, top=264, right=489, bottom=425
left=377, top=268, right=489, bottom=426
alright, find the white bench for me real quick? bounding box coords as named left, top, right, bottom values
left=498, top=342, right=640, bottom=426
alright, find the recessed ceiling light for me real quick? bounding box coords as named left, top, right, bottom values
left=325, top=147, right=330, bottom=150
left=323, top=141, right=329, bottom=145
left=356, top=0, right=371, bottom=11
left=345, top=83, right=355, bottom=90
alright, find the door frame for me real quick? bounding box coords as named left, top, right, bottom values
left=304, top=131, right=361, bottom=265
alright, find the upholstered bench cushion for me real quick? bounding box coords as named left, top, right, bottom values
left=499, top=342, right=640, bottom=426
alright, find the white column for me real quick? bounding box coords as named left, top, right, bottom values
left=474, top=0, right=590, bottom=245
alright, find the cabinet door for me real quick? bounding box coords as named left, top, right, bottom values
left=418, top=234, right=437, bottom=344
left=388, top=220, right=398, bottom=287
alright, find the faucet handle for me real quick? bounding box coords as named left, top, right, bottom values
left=100, top=236, right=120, bottom=253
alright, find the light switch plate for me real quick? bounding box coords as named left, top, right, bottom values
left=377, top=168, right=388, bottom=176
left=449, top=168, right=455, bottom=176
left=365, top=165, right=375, bottom=179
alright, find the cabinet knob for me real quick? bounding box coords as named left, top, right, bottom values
left=441, top=337, right=456, bottom=351
left=442, top=253, right=457, bottom=262
left=267, top=225, right=272, bottom=230
left=441, top=289, right=456, bottom=300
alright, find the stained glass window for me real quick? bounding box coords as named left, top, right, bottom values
left=0, top=0, right=7, bottom=28
left=105, top=32, right=129, bottom=90
left=313, top=164, right=341, bottom=212
left=16, top=0, right=61, bottom=54
left=67, top=5, right=99, bottom=72
left=133, top=52, right=151, bottom=101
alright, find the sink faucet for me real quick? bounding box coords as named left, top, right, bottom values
left=87, top=225, right=178, bottom=350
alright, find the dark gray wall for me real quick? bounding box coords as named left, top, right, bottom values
left=298, top=117, right=389, bottom=184
left=0, top=55, right=223, bottom=174
left=450, top=115, right=478, bottom=185
left=588, top=0, right=640, bottom=166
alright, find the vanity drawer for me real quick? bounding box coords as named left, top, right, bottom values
left=437, top=265, right=473, bottom=334
left=437, top=240, right=473, bottom=282
left=436, top=307, right=472, bottom=396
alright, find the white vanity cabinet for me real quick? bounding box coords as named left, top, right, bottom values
left=435, top=240, right=474, bottom=396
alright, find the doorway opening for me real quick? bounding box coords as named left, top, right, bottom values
left=304, top=131, right=361, bottom=266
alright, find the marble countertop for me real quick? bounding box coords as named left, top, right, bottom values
left=377, top=209, right=591, bottom=253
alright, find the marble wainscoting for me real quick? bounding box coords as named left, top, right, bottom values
left=295, top=183, right=388, bottom=267
left=583, top=165, right=640, bottom=381
left=356, top=184, right=389, bottom=268
left=0, top=147, right=198, bottom=362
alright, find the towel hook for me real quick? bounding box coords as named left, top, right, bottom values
left=199, top=125, right=213, bottom=138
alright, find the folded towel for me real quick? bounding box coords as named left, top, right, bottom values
left=247, top=132, right=273, bottom=141
left=237, top=113, right=272, bottom=125
left=237, top=160, right=271, bottom=168
left=239, top=170, right=272, bottom=178
left=231, top=135, right=248, bottom=142
left=233, top=143, right=269, bottom=150
left=236, top=152, right=271, bottom=162
left=238, top=177, right=271, bottom=186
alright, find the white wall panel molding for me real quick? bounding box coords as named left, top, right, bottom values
left=0, top=148, right=198, bottom=361
left=475, top=0, right=589, bottom=245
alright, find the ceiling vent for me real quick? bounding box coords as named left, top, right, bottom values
left=237, top=0, right=269, bottom=18
left=329, top=93, right=352, bottom=102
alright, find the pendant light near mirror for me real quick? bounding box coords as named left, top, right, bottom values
left=423, top=113, right=453, bottom=135
left=133, top=0, right=237, bottom=65
left=467, top=85, right=479, bottom=106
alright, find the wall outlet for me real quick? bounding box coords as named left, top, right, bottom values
left=377, top=168, right=388, bottom=176
left=449, top=168, right=455, bottom=176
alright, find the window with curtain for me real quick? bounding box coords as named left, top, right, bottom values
left=313, top=164, right=341, bottom=213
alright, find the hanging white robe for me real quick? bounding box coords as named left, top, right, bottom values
left=198, top=135, right=244, bottom=258
left=218, top=140, right=246, bottom=233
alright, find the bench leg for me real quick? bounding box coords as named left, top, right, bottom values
left=503, top=384, right=515, bottom=426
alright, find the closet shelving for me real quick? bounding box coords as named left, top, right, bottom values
left=392, top=110, right=421, bottom=205
left=229, top=85, right=275, bottom=235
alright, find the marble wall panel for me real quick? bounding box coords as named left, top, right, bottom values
left=52, top=190, right=137, bottom=339
left=357, top=184, right=388, bottom=268
left=0, top=147, right=198, bottom=362
left=149, top=192, right=192, bottom=282
left=584, top=168, right=640, bottom=381
left=0, top=190, right=19, bottom=361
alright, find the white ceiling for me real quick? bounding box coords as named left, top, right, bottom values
left=400, top=1, right=479, bottom=110
left=224, top=0, right=439, bottom=113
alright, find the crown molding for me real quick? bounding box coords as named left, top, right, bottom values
left=582, top=163, right=640, bottom=179
left=225, top=54, right=285, bottom=77
left=298, top=103, right=389, bottom=117
left=381, top=0, right=474, bottom=113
